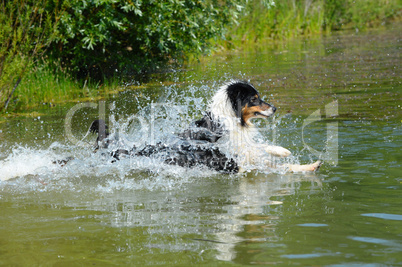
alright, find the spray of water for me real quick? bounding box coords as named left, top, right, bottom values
left=0, top=81, right=307, bottom=191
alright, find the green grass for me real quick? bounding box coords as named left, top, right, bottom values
left=6, top=62, right=121, bottom=112
left=347, top=0, right=401, bottom=29
left=220, top=0, right=401, bottom=48
left=1, top=0, right=400, bottom=114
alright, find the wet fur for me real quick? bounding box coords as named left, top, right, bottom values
left=59, top=80, right=321, bottom=173
left=204, top=80, right=321, bottom=171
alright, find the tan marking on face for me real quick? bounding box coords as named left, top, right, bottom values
left=241, top=104, right=270, bottom=123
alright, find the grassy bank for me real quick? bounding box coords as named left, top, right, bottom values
left=221, top=0, right=401, bottom=48
left=1, top=62, right=121, bottom=114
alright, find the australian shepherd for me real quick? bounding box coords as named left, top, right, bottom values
left=82, top=80, right=321, bottom=173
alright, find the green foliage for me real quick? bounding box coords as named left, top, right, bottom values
left=346, top=0, right=401, bottom=30
left=1, top=0, right=400, bottom=112
left=225, top=0, right=327, bottom=46
left=224, top=0, right=401, bottom=47
left=13, top=61, right=81, bottom=110
left=0, top=0, right=60, bottom=111
left=48, top=0, right=245, bottom=80
left=324, top=0, right=347, bottom=30
left=10, top=60, right=119, bottom=111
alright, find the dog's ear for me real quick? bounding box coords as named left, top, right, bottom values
left=227, top=89, right=243, bottom=117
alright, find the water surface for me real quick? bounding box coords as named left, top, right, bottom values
left=0, top=26, right=401, bottom=266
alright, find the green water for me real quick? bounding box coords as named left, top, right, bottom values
left=0, top=26, right=401, bottom=266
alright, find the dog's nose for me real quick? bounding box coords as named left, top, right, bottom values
left=271, top=106, right=277, bottom=113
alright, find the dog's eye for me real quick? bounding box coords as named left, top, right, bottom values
left=251, top=97, right=259, bottom=103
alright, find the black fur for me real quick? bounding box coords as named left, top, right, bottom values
left=226, top=81, right=260, bottom=117
left=136, top=142, right=238, bottom=173
left=225, top=81, right=275, bottom=126
left=85, top=115, right=238, bottom=173
left=89, top=119, right=109, bottom=142
left=178, top=112, right=223, bottom=142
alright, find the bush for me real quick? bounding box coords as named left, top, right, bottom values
left=48, top=0, right=245, bottom=80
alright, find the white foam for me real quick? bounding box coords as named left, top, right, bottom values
left=0, top=83, right=309, bottom=190
left=0, top=146, right=59, bottom=181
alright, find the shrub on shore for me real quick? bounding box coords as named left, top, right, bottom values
left=0, top=0, right=400, bottom=112
left=1, top=0, right=244, bottom=111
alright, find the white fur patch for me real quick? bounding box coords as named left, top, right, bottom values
left=209, top=80, right=238, bottom=121
left=209, top=80, right=266, bottom=165
left=208, top=80, right=316, bottom=172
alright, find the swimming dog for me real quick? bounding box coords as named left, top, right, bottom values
left=85, top=80, right=321, bottom=173
left=178, top=80, right=321, bottom=172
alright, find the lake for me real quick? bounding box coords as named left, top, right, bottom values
left=0, top=24, right=401, bottom=266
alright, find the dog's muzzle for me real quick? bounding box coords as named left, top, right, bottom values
left=257, top=102, right=276, bottom=117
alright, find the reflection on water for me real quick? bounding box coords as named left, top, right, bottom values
left=1, top=171, right=323, bottom=264
left=213, top=173, right=322, bottom=261
left=0, top=25, right=401, bottom=265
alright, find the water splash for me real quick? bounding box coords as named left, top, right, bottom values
left=0, top=82, right=313, bottom=190
left=0, top=145, right=60, bottom=182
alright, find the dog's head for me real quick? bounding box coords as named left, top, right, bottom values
left=224, top=81, right=276, bottom=126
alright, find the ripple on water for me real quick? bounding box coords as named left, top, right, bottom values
left=361, top=213, right=402, bottom=221
left=297, top=223, right=329, bottom=227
